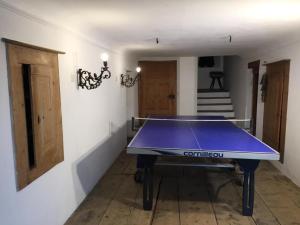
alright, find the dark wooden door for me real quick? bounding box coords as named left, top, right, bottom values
left=248, top=60, right=260, bottom=135
left=138, top=61, right=177, bottom=117
left=263, top=60, right=290, bottom=162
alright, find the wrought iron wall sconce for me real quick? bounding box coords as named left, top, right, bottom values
left=77, top=53, right=111, bottom=90
left=120, top=67, right=141, bottom=88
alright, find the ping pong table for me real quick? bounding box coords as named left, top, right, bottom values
left=127, top=116, right=279, bottom=216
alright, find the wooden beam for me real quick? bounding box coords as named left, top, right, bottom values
left=2, top=38, right=65, bottom=54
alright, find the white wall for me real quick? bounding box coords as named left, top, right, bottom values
left=0, top=5, right=131, bottom=225
left=223, top=56, right=249, bottom=119
left=247, top=42, right=300, bottom=187
left=178, top=57, right=198, bottom=115
left=126, top=56, right=198, bottom=120
left=224, top=41, right=300, bottom=187
left=198, top=56, right=224, bottom=89
left=123, top=52, right=138, bottom=136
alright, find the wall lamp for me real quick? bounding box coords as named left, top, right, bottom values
left=77, top=53, right=111, bottom=90
left=120, top=67, right=141, bottom=88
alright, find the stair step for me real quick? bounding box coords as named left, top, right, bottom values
left=196, top=89, right=234, bottom=119
left=198, top=92, right=230, bottom=98
left=197, top=104, right=233, bottom=111
left=197, top=96, right=231, bottom=99
left=197, top=103, right=232, bottom=106
left=197, top=111, right=235, bottom=118
left=197, top=98, right=231, bottom=104
left=198, top=89, right=228, bottom=93
left=197, top=110, right=234, bottom=112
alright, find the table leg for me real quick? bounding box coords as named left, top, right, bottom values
left=142, top=155, right=156, bottom=210
left=237, top=159, right=260, bottom=216
left=143, top=166, right=153, bottom=210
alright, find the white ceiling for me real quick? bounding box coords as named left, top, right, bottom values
left=3, top=0, right=300, bottom=56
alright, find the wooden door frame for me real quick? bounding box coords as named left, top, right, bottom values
left=5, top=41, right=64, bottom=190
left=138, top=60, right=177, bottom=117
left=248, top=60, right=260, bottom=136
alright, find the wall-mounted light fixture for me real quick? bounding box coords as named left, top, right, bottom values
left=120, top=67, right=141, bottom=88
left=77, top=53, right=111, bottom=90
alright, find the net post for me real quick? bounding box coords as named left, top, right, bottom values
left=131, top=117, right=135, bottom=131
left=249, top=118, right=253, bottom=134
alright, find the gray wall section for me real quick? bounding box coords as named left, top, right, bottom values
left=223, top=56, right=249, bottom=119
left=198, top=56, right=224, bottom=89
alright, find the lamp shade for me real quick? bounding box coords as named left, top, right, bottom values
left=101, top=53, right=109, bottom=62
left=136, top=67, right=141, bottom=73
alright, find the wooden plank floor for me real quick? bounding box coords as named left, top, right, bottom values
left=65, top=151, right=300, bottom=225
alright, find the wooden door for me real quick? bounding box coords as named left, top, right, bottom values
left=263, top=60, right=290, bottom=162
left=6, top=42, right=64, bottom=189
left=248, top=60, right=260, bottom=135
left=29, top=64, right=63, bottom=179
left=138, top=61, right=177, bottom=117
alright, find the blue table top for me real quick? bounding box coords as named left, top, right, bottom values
left=127, top=116, right=279, bottom=160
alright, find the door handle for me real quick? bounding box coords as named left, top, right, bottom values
left=168, top=94, right=176, bottom=99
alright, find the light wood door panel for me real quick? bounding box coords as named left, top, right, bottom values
left=139, top=61, right=177, bottom=117
left=30, top=65, right=60, bottom=177
left=6, top=43, right=64, bottom=189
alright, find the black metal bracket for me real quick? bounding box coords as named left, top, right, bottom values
left=77, top=62, right=111, bottom=90
left=120, top=70, right=139, bottom=88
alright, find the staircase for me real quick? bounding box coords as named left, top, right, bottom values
left=197, top=90, right=235, bottom=119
